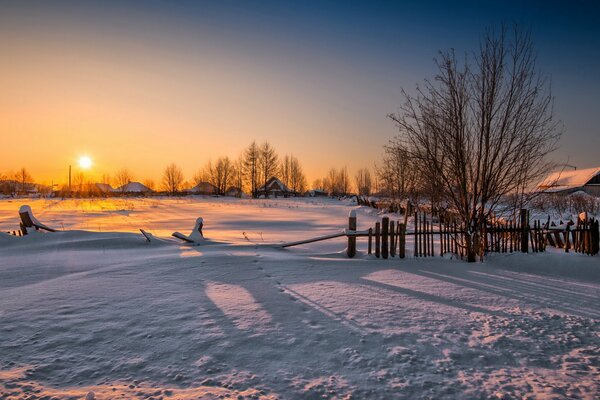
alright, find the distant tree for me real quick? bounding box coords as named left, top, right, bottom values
left=388, top=26, right=560, bottom=261
left=258, top=141, right=279, bottom=197
left=209, top=157, right=233, bottom=195
left=143, top=178, right=156, bottom=191
left=354, top=168, right=373, bottom=196
left=312, top=178, right=324, bottom=191
left=162, top=163, right=184, bottom=195
left=288, top=156, right=307, bottom=195
left=339, top=166, right=350, bottom=195
left=15, top=167, right=32, bottom=195
left=280, top=155, right=291, bottom=188
left=243, top=141, right=260, bottom=198
left=193, top=168, right=210, bottom=186
left=115, top=169, right=133, bottom=193
left=233, top=155, right=244, bottom=196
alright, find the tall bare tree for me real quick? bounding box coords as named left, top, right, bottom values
left=115, top=169, right=133, bottom=193
left=258, top=141, right=279, bottom=197
left=15, top=167, right=32, bottom=195
left=288, top=155, right=307, bottom=195
left=162, top=163, right=184, bottom=195
left=209, top=157, right=233, bottom=195
left=388, top=26, right=560, bottom=261
left=354, top=168, right=373, bottom=196
left=244, top=141, right=260, bottom=198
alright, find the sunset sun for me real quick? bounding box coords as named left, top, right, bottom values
left=78, top=155, right=92, bottom=169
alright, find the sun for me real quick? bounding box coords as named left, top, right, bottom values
left=78, top=155, right=92, bottom=169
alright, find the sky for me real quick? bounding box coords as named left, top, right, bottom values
left=0, top=0, right=599, bottom=186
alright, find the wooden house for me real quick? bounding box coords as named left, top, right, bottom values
left=257, top=177, right=292, bottom=198
left=538, top=167, right=600, bottom=196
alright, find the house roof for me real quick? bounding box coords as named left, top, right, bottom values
left=188, top=181, right=217, bottom=192
left=117, top=181, right=152, bottom=192
left=95, top=183, right=115, bottom=192
left=538, top=167, right=600, bottom=192
left=257, top=177, right=290, bottom=192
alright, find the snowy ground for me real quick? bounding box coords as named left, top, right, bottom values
left=0, top=197, right=598, bottom=399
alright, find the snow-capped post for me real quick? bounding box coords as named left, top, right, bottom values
left=347, top=210, right=357, bottom=258
left=520, top=209, right=529, bottom=253
left=381, top=216, right=389, bottom=259
left=398, top=223, right=406, bottom=258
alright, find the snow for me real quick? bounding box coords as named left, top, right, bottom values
left=538, top=166, right=600, bottom=191
left=0, top=197, right=598, bottom=399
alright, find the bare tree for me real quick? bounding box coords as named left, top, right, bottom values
left=288, top=155, right=307, bottom=195
left=340, top=166, right=350, bottom=195
left=162, top=163, right=184, bottom=195
left=388, top=26, right=560, bottom=262
left=258, top=141, right=279, bottom=197
left=244, top=141, right=260, bottom=198
left=209, top=157, right=233, bottom=195
left=143, top=178, right=156, bottom=191
left=354, top=168, right=373, bottom=196
left=115, top=169, right=133, bottom=193
left=15, top=168, right=32, bottom=195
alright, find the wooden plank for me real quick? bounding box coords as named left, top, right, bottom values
left=375, top=222, right=381, bottom=258
left=398, top=223, right=406, bottom=259
left=347, top=210, right=357, bottom=258
left=281, top=231, right=347, bottom=248
left=382, top=217, right=389, bottom=259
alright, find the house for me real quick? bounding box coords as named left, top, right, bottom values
left=95, top=183, right=115, bottom=193
left=257, top=177, right=292, bottom=198
left=538, top=167, right=600, bottom=196
left=225, top=186, right=243, bottom=197
left=187, top=181, right=217, bottom=195
left=115, top=181, right=153, bottom=194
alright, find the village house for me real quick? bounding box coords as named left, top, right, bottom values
left=115, top=181, right=153, bottom=195
left=225, top=186, right=243, bottom=197
left=257, top=177, right=292, bottom=198
left=538, top=167, right=600, bottom=196
left=186, top=181, right=217, bottom=195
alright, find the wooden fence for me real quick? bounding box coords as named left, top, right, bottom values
left=282, top=208, right=599, bottom=259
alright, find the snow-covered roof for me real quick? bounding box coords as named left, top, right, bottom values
left=258, top=177, right=290, bottom=193
left=95, top=183, right=115, bottom=192
left=538, top=167, right=600, bottom=192
left=116, top=181, right=152, bottom=193
left=187, top=181, right=217, bottom=193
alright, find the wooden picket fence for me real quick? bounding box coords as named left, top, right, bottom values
left=284, top=208, right=599, bottom=259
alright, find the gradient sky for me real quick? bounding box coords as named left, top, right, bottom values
left=1, top=0, right=599, bottom=186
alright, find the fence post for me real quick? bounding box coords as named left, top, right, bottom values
left=382, top=217, right=389, bottom=259
left=520, top=209, right=529, bottom=253
left=368, top=227, right=373, bottom=255
left=375, top=222, right=381, bottom=258
left=565, top=224, right=571, bottom=253
left=347, top=210, right=357, bottom=258
left=390, top=220, right=396, bottom=257
left=398, top=223, right=406, bottom=258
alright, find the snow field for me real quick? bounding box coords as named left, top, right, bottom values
left=0, top=197, right=598, bottom=399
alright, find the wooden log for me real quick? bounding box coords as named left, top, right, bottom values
left=347, top=210, right=357, bottom=258
left=368, top=227, right=373, bottom=255
left=382, top=217, right=389, bottom=259
left=375, top=222, right=381, bottom=258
